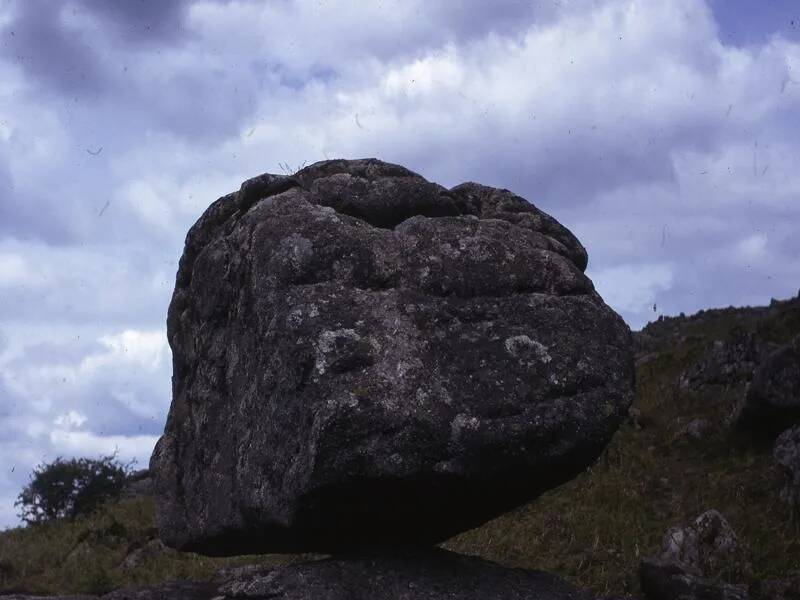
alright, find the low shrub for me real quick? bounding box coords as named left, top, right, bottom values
left=15, top=455, right=131, bottom=525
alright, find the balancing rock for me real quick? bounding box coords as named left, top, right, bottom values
left=151, top=158, right=634, bottom=555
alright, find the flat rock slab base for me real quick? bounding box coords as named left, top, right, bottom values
left=219, top=550, right=597, bottom=600
left=5, top=550, right=602, bottom=600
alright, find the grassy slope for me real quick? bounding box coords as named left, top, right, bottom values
left=448, top=296, right=800, bottom=594
left=0, top=496, right=307, bottom=595
left=2, top=297, right=798, bottom=595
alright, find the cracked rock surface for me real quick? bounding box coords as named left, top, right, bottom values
left=217, top=549, right=596, bottom=600
left=151, top=158, right=634, bottom=555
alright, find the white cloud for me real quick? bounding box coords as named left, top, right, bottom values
left=591, top=263, right=675, bottom=326
left=3, top=328, right=169, bottom=418
left=49, top=430, right=158, bottom=466
left=0, top=253, right=40, bottom=287
left=53, top=410, right=88, bottom=429
left=81, top=330, right=168, bottom=374
left=736, top=233, right=769, bottom=263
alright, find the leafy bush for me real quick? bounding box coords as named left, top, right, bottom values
left=15, top=455, right=131, bottom=525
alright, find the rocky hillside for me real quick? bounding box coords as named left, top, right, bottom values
left=450, top=292, right=800, bottom=595
left=1, top=294, right=797, bottom=597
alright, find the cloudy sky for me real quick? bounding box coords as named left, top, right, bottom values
left=0, top=0, right=798, bottom=528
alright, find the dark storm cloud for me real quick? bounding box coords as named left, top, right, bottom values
left=0, top=0, right=253, bottom=146
left=76, top=0, right=193, bottom=43
left=425, top=0, right=541, bottom=41
left=709, top=0, right=800, bottom=46
left=1, top=2, right=107, bottom=94
left=0, top=191, right=81, bottom=245
left=0, top=0, right=196, bottom=94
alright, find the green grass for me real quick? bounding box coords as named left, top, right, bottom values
left=2, top=297, right=798, bottom=596
left=0, top=496, right=306, bottom=595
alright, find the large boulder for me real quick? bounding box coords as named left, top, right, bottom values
left=151, top=158, right=634, bottom=555
left=736, top=336, right=800, bottom=435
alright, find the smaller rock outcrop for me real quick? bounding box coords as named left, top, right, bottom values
left=774, top=425, right=800, bottom=511
left=640, top=510, right=749, bottom=600
left=736, top=336, right=800, bottom=435
left=118, top=539, right=172, bottom=573
left=678, top=329, right=761, bottom=393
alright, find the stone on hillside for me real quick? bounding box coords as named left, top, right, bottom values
left=736, top=336, right=800, bottom=435
left=217, top=549, right=596, bottom=600
left=774, top=425, right=800, bottom=509
left=151, top=158, right=634, bottom=555
left=680, top=418, right=713, bottom=441
left=658, top=510, right=743, bottom=578
left=678, top=329, right=761, bottom=392
left=119, top=539, right=172, bottom=573
left=640, top=510, right=749, bottom=600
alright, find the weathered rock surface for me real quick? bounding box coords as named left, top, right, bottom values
left=101, top=581, right=218, bottom=600
left=774, top=425, right=800, bottom=509
left=217, top=550, right=596, bottom=600
left=152, top=158, right=634, bottom=554
left=656, top=510, right=743, bottom=579
left=640, top=510, right=749, bottom=600
left=737, top=336, right=800, bottom=435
